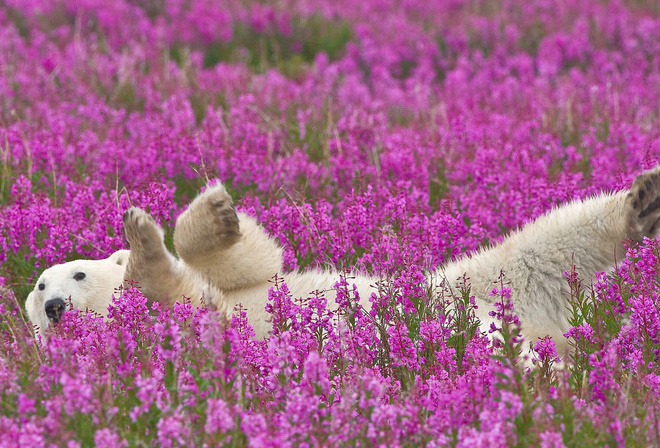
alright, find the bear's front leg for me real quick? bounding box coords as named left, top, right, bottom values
left=123, top=208, right=187, bottom=307
left=627, top=166, right=660, bottom=242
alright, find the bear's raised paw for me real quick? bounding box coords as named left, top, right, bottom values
left=174, top=183, right=241, bottom=263
left=627, top=166, right=660, bottom=242
left=123, top=207, right=166, bottom=260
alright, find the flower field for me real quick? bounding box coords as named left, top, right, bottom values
left=2, top=0, right=660, bottom=445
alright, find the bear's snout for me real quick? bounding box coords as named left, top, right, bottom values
left=44, top=298, right=66, bottom=323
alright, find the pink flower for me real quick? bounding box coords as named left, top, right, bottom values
left=94, top=428, right=127, bottom=448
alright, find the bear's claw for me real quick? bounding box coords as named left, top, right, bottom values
left=627, top=166, right=660, bottom=241
left=205, top=186, right=240, bottom=239
left=123, top=207, right=166, bottom=260
left=174, top=183, right=241, bottom=262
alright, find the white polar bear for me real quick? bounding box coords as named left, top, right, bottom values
left=26, top=167, right=660, bottom=356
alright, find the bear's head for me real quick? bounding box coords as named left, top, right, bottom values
left=25, top=250, right=130, bottom=335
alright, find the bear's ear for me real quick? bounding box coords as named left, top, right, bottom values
left=25, top=291, right=36, bottom=318
left=108, top=250, right=130, bottom=266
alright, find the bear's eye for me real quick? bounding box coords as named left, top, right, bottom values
left=73, top=272, right=86, bottom=281
left=38, top=283, right=45, bottom=291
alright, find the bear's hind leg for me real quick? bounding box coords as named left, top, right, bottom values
left=627, top=166, right=660, bottom=242
left=174, top=184, right=241, bottom=263
left=174, top=183, right=282, bottom=291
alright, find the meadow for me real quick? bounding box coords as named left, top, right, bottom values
left=2, top=0, right=660, bottom=446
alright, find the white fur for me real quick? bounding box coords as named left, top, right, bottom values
left=26, top=250, right=129, bottom=335
left=26, top=168, right=660, bottom=356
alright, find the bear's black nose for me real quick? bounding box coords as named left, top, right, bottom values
left=44, top=298, right=66, bottom=323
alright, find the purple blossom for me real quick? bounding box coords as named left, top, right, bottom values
left=94, top=428, right=127, bottom=448
left=2, top=0, right=660, bottom=445
left=205, top=398, right=234, bottom=436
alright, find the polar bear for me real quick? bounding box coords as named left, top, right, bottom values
left=26, top=167, right=660, bottom=356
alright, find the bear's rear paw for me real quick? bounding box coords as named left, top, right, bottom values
left=174, top=183, right=241, bottom=261
left=627, top=166, right=660, bottom=241
left=123, top=207, right=167, bottom=260
left=203, top=184, right=241, bottom=241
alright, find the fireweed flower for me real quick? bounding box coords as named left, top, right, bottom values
left=94, top=428, right=127, bottom=448
left=4, top=0, right=660, bottom=445
left=387, top=322, right=420, bottom=371
left=539, top=430, right=566, bottom=448
left=564, top=324, right=596, bottom=344
left=204, top=398, right=234, bottom=436
left=488, top=285, right=521, bottom=341
left=157, top=407, right=191, bottom=448
left=533, top=336, right=561, bottom=365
